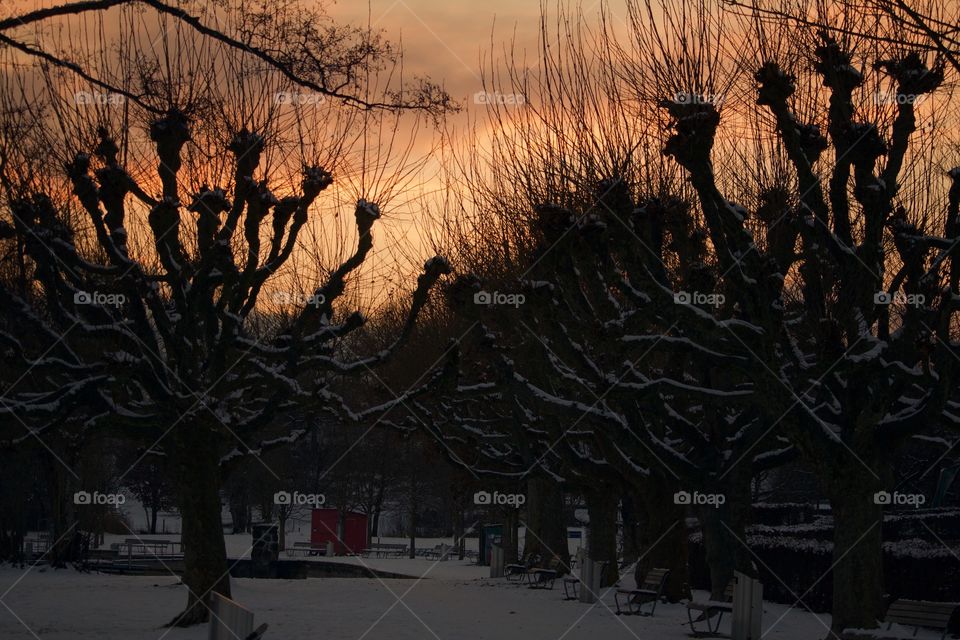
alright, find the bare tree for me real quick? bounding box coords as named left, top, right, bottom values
left=0, top=0, right=452, bottom=625
left=422, top=1, right=960, bottom=633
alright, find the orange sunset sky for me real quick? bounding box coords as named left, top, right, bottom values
left=3, top=0, right=955, bottom=311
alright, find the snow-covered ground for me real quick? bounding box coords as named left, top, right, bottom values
left=9, top=530, right=946, bottom=640
left=4, top=553, right=925, bottom=640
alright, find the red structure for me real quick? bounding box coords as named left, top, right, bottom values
left=310, top=509, right=368, bottom=555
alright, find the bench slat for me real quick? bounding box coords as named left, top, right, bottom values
left=883, top=599, right=957, bottom=632
left=889, top=604, right=956, bottom=614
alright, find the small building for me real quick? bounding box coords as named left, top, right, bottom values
left=310, top=509, right=368, bottom=555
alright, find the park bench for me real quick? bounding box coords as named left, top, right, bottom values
left=614, top=567, right=671, bottom=616
left=505, top=552, right=541, bottom=581
left=207, top=592, right=268, bottom=640
left=116, top=538, right=185, bottom=560
left=844, top=600, right=958, bottom=640
left=285, top=541, right=326, bottom=557
left=425, top=544, right=457, bottom=561
left=562, top=560, right=610, bottom=601
left=687, top=579, right=736, bottom=636
left=108, top=538, right=184, bottom=571
left=82, top=547, right=121, bottom=570
left=121, top=538, right=181, bottom=555
left=525, top=556, right=567, bottom=590
left=362, top=543, right=406, bottom=558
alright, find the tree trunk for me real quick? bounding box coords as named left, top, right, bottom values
left=584, top=484, right=619, bottom=586
left=278, top=512, right=287, bottom=552
left=634, top=476, right=689, bottom=601
left=150, top=506, right=159, bottom=535
left=47, top=456, right=76, bottom=567
left=827, top=471, right=883, bottom=635
left=408, top=502, right=417, bottom=559
left=699, top=468, right=754, bottom=598
left=371, top=480, right=385, bottom=538
left=168, top=427, right=230, bottom=627
left=228, top=488, right=248, bottom=535
left=454, top=506, right=465, bottom=560
left=523, top=478, right=570, bottom=569
left=502, top=507, right=520, bottom=565
left=620, top=492, right=640, bottom=565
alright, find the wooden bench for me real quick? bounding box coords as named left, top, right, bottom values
left=525, top=556, right=567, bottom=590
left=844, top=600, right=958, bottom=640
left=687, top=579, right=736, bottom=636
left=614, top=567, right=671, bottom=616
left=285, top=541, right=326, bottom=557
left=424, top=544, right=456, bottom=561
left=505, top=552, right=541, bottom=581
left=562, top=560, right=610, bottom=601
left=120, top=538, right=181, bottom=555
left=110, top=539, right=184, bottom=570
left=361, top=543, right=406, bottom=558
left=208, top=592, right=268, bottom=640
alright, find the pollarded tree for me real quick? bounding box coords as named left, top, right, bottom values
left=632, top=2, right=960, bottom=633
left=417, top=3, right=792, bottom=598
left=0, top=0, right=451, bottom=625
left=433, top=3, right=960, bottom=634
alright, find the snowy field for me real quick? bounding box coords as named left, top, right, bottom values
left=5, top=525, right=943, bottom=640
left=5, top=555, right=934, bottom=640
left=0, top=564, right=831, bottom=640
left=6, top=529, right=945, bottom=639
